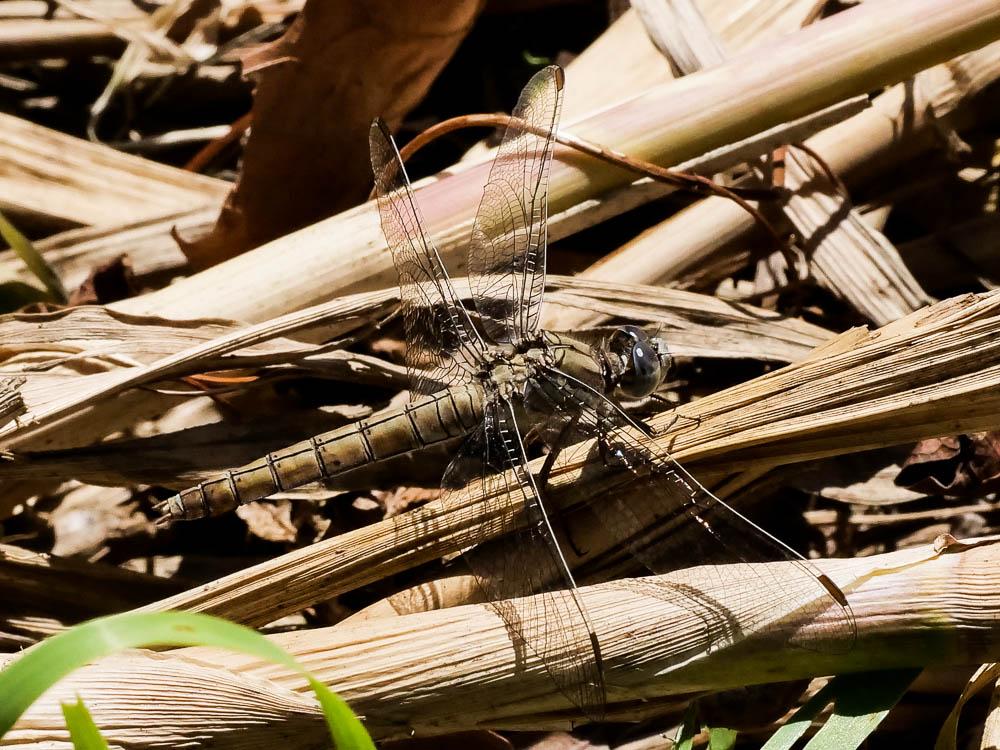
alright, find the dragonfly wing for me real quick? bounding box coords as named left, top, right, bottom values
left=370, top=119, right=488, bottom=396
left=468, top=65, right=563, bottom=345
left=536, top=368, right=857, bottom=656
left=444, top=397, right=606, bottom=718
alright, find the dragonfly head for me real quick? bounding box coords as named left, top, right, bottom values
left=605, top=325, right=672, bottom=399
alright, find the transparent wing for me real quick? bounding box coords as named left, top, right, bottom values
left=535, top=367, right=857, bottom=656
left=468, top=65, right=564, bottom=346
left=444, top=397, right=606, bottom=718
left=370, top=119, right=487, bottom=396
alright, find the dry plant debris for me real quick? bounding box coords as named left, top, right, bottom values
left=1, top=0, right=1000, bottom=748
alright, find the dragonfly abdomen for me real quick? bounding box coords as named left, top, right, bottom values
left=157, top=384, right=484, bottom=523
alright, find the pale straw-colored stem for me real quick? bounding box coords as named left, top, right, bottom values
left=548, top=40, right=1000, bottom=330
left=6, top=538, right=1000, bottom=743
left=134, top=291, right=1000, bottom=627
left=113, top=0, right=1000, bottom=323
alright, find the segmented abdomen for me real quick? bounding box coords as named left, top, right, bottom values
left=158, top=384, right=484, bottom=522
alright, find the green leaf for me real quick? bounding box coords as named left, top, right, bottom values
left=0, top=280, right=50, bottom=312
left=675, top=701, right=700, bottom=750
left=0, top=208, right=67, bottom=303
left=61, top=698, right=110, bottom=750
left=0, top=611, right=375, bottom=750
left=762, top=670, right=919, bottom=750
left=709, top=726, right=738, bottom=750
left=802, top=670, right=919, bottom=750
left=761, top=680, right=839, bottom=750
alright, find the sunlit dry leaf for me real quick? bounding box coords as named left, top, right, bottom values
left=182, top=0, right=484, bottom=268
left=9, top=541, right=994, bottom=743
left=236, top=500, right=298, bottom=543
left=0, top=303, right=404, bottom=451
left=47, top=485, right=149, bottom=559
left=371, top=486, right=443, bottom=518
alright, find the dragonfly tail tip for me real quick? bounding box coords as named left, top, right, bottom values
left=152, top=498, right=177, bottom=527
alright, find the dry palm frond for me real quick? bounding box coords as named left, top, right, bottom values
left=0, top=113, right=226, bottom=229
left=133, top=291, right=1000, bottom=627
left=114, top=0, right=1000, bottom=323
left=557, top=40, right=1000, bottom=329
left=6, top=538, right=1000, bottom=744
left=0, top=279, right=824, bottom=460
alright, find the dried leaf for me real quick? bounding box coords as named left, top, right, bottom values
left=897, top=432, right=1000, bottom=495
left=236, top=500, right=298, bottom=543
left=47, top=485, right=149, bottom=559
left=66, top=255, right=136, bottom=306
left=182, top=0, right=484, bottom=268
left=372, top=486, right=443, bottom=518
left=10, top=541, right=991, bottom=742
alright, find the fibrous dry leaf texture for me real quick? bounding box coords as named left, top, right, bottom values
left=3, top=0, right=1000, bottom=747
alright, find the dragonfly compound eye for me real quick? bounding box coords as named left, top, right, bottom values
left=609, top=326, right=664, bottom=399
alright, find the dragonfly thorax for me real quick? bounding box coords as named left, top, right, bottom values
left=483, top=345, right=554, bottom=400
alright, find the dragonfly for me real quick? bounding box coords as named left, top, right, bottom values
left=158, top=65, right=856, bottom=716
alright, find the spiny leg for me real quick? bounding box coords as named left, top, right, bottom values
left=536, top=414, right=590, bottom=559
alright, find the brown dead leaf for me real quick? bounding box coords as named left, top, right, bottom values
left=181, top=0, right=484, bottom=269
left=372, top=486, right=443, bottom=517
left=47, top=485, right=151, bottom=559
left=896, top=432, right=1000, bottom=495
left=236, top=500, right=298, bottom=543
left=67, top=255, right=137, bottom=306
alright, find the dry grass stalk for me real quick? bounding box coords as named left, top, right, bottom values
left=0, top=0, right=140, bottom=61
left=8, top=538, right=1000, bottom=744
left=7, top=100, right=862, bottom=298
left=0, top=279, right=824, bottom=461
left=0, top=18, right=126, bottom=60
left=0, top=207, right=205, bottom=293
left=0, top=112, right=226, bottom=229
left=555, top=40, right=1000, bottom=330
left=519, top=0, right=821, bottom=131
left=132, top=291, right=1000, bottom=627
left=0, top=295, right=400, bottom=450
left=540, top=95, right=868, bottom=256
left=114, top=0, right=1000, bottom=323
left=756, top=146, right=933, bottom=324
left=631, top=0, right=726, bottom=75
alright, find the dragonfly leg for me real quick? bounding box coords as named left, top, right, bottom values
left=536, top=415, right=591, bottom=558
left=536, top=414, right=579, bottom=490
left=646, top=406, right=701, bottom=444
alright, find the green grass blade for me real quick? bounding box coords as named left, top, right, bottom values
left=761, top=681, right=838, bottom=750
left=675, top=701, right=700, bottom=750
left=61, top=698, right=110, bottom=750
left=762, top=670, right=919, bottom=750
left=709, top=726, right=738, bottom=750
left=0, top=280, right=52, bottom=312
left=802, top=669, right=919, bottom=750
left=0, top=611, right=374, bottom=750
left=0, top=208, right=67, bottom=303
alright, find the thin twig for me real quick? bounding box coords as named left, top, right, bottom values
left=390, top=113, right=791, bottom=252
